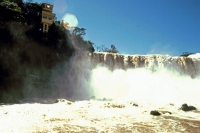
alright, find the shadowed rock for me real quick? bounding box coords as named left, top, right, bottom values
left=150, top=110, right=161, bottom=116
left=180, top=104, right=196, bottom=111
left=129, top=101, right=138, bottom=107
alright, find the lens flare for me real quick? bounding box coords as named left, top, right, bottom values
left=62, top=13, right=78, bottom=29
left=53, top=0, right=67, bottom=14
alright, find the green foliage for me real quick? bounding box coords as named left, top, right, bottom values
left=105, top=44, right=118, bottom=53
left=9, top=0, right=23, bottom=6
left=84, top=40, right=95, bottom=52
left=180, top=52, right=194, bottom=57
left=72, top=27, right=86, bottom=37
left=0, top=0, right=95, bottom=103
left=21, top=2, right=41, bottom=26
left=95, top=44, right=119, bottom=53
left=67, top=27, right=95, bottom=52
left=47, top=23, right=75, bottom=59
left=48, top=23, right=66, bottom=46
left=0, top=0, right=22, bottom=23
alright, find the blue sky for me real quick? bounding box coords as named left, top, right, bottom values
left=33, top=0, right=200, bottom=56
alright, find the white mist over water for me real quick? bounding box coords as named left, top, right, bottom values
left=90, top=66, right=200, bottom=106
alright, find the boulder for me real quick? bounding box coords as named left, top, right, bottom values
left=180, top=104, right=196, bottom=111
left=150, top=110, right=161, bottom=116
left=132, top=103, right=138, bottom=106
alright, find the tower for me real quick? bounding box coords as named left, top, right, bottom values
left=41, top=3, right=56, bottom=33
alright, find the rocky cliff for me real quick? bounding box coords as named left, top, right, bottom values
left=89, top=52, right=200, bottom=78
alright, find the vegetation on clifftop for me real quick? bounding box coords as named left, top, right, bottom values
left=0, top=0, right=94, bottom=103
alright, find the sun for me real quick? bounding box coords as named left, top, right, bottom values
left=62, top=13, right=78, bottom=29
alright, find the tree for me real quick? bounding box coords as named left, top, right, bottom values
left=0, top=0, right=22, bottom=23
left=10, top=0, right=23, bottom=6
left=95, top=44, right=119, bottom=53
left=21, top=2, right=41, bottom=26
left=84, top=40, right=95, bottom=52
left=95, top=45, right=108, bottom=52
left=47, top=22, right=66, bottom=47
left=109, top=44, right=118, bottom=53
left=180, top=52, right=194, bottom=57
left=72, top=27, right=86, bottom=37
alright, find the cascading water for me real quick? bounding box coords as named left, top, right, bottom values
left=88, top=52, right=200, bottom=106
left=2, top=52, right=200, bottom=133
left=90, top=52, right=200, bottom=77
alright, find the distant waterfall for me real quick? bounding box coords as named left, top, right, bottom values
left=88, top=52, right=200, bottom=104
left=89, top=52, right=200, bottom=78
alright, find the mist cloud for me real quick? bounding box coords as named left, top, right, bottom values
left=148, top=43, right=178, bottom=56
left=90, top=66, right=200, bottom=106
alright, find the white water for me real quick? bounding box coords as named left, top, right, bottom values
left=1, top=53, right=200, bottom=133
left=89, top=53, right=200, bottom=107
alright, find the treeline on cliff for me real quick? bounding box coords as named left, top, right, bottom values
left=0, top=0, right=94, bottom=103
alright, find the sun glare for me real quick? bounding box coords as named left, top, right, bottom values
left=62, top=13, right=78, bottom=28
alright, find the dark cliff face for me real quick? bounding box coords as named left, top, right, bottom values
left=89, top=52, right=200, bottom=78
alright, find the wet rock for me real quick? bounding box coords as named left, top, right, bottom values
left=90, top=96, right=95, bottom=100
left=54, top=99, right=73, bottom=105
left=132, top=103, right=138, bottom=106
left=130, top=102, right=138, bottom=107
left=128, top=101, right=138, bottom=107
left=150, top=110, right=161, bottom=116
left=180, top=104, right=196, bottom=111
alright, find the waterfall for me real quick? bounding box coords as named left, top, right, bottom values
left=89, top=52, right=200, bottom=78
left=88, top=52, right=200, bottom=105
